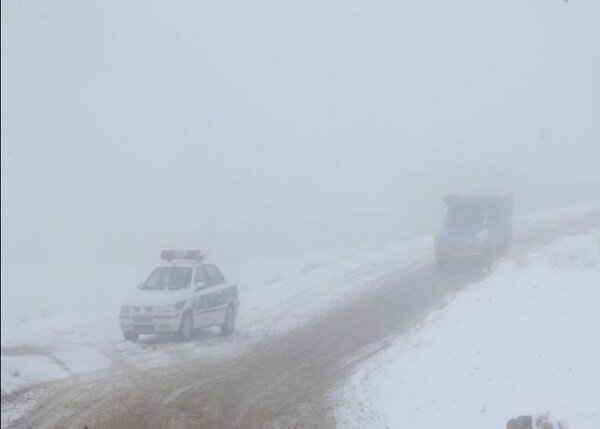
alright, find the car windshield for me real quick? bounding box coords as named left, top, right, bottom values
left=445, top=206, right=488, bottom=228
left=142, top=267, right=192, bottom=290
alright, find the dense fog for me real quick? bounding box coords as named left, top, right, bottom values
left=2, top=0, right=599, bottom=325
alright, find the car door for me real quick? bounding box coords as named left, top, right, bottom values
left=192, top=265, right=213, bottom=328
left=203, top=264, right=230, bottom=325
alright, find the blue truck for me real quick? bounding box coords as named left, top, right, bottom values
left=435, top=192, right=513, bottom=271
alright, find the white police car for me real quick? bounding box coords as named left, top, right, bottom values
left=119, top=250, right=239, bottom=342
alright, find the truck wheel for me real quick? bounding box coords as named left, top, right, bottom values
left=178, top=312, right=194, bottom=342
left=221, top=305, right=235, bottom=336
left=123, top=332, right=139, bottom=342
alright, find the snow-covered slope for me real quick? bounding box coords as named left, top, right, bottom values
left=337, top=229, right=600, bottom=428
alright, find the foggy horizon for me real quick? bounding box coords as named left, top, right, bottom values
left=2, top=1, right=599, bottom=321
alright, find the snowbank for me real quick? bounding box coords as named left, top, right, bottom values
left=337, top=229, right=600, bottom=428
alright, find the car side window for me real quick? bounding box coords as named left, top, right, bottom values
left=204, top=264, right=225, bottom=286
left=194, top=266, right=209, bottom=285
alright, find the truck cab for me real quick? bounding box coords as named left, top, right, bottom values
left=435, top=192, right=513, bottom=271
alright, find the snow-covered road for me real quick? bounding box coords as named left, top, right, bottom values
left=1, top=236, right=432, bottom=400
left=1, top=202, right=599, bottom=427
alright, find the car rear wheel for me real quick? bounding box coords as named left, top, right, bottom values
left=221, top=305, right=235, bottom=336
left=123, top=332, right=139, bottom=342
left=178, top=312, right=193, bottom=342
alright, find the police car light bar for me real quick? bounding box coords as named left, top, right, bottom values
left=161, top=250, right=204, bottom=262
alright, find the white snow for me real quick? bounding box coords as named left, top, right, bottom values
left=515, top=201, right=600, bottom=236
left=337, top=229, right=600, bottom=429
left=239, top=236, right=432, bottom=336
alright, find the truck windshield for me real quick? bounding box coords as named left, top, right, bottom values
left=142, top=267, right=192, bottom=290
left=445, top=206, right=488, bottom=228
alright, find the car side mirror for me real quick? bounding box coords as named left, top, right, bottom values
left=195, top=281, right=207, bottom=292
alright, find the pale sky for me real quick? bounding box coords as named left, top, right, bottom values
left=3, top=0, right=599, bottom=224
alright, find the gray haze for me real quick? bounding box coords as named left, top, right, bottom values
left=2, top=0, right=599, bottom=324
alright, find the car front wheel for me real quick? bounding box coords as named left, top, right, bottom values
left=178, top=312, right=194, bottom=342
left=221, top=305, right=235, bottom=336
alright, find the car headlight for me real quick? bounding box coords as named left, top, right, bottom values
left=155, top=305, right=176, bottom=314
left=120, top=305, right=131, bottom=314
